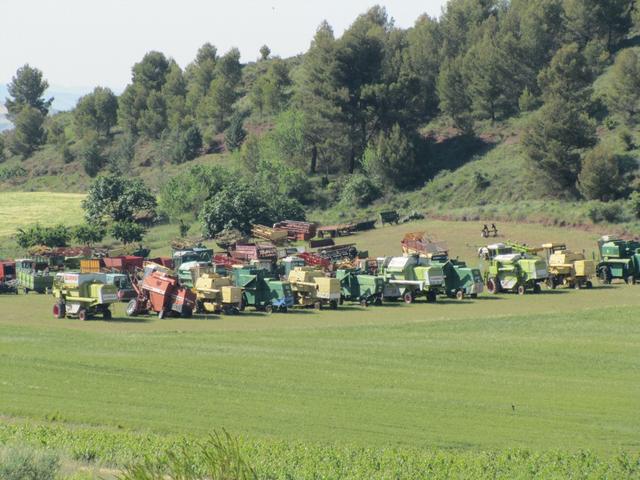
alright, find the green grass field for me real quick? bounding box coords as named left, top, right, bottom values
left=1, top=193, right=639, bottom=477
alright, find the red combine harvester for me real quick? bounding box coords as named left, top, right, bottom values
left=126, top=270, right=196, bottom=319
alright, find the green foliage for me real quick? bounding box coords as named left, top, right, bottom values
left=83, top=174, right=157, bottom=224
left=629, top=190, right=640, bottom=218
left=199, top=181, right=304, bottom=237
left=159, top=126, right=202, bottom=164
left=0, top=165, right=27, bottom=181
left=340, top=174, right=381, bottom=207
left=362, top=124, right=418, bottom=189
left=578, top=144, right=636, bottom=200
left=0, top=135, right=6, bottom=162
left=564, top=0, right=634, bottom=50
left=523, top=98, right=596, bottom=194
left=74, top=86, right=118, bottom=137
left=606, top=49, right=640, bottom=125
left=437, top=57, right=473, bottom=131
left=587, top=201, right=625, bottom=223
left=259, top=45, right=271, bottom=61
left=15, top=224, right=70, bottom=249
left=250, top=59, right=291, bottom=115
left=72, top=223, right=106, bottom=246
left=111, top=220, right=147, bottom=245
left=538, top=43, right=593, bottom=104
left=8, top=106, right=46, bottom=158
left=518, top=87, right=538, bottom=112
left=224, top=112, right=247, bottom=151
left=0, top=444, right=59, bottom=480
left=77, top=134, right=105, bottom=177
left=4, top=64, right=52, bottom=119
left=159, top=165, right=226, bottom=221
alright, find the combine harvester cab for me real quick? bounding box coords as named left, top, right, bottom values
left=127, top=270, right=197, bottom=319
left=287, top=267, right=340, bottom=310
left=52, top=272, right=118, bottom=321
left=194, top=273, right=243, bottom=315
left=543, top=243, right=595, bottom=289
left=596, top=236, right=640, bottom=285
left=16, top=259, right=55, bottom=294
left=336, top=268, right=384, bottom=306
left=233, top=267, right=294, bottom=313
left=381, top=255, right=445, bottom=304
left=482, top=243, right=548, bottom=295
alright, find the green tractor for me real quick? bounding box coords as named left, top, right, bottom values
left=378, top=255, right=445, bottom=303
left=232, top=267, right=294, bottom=313
left=52, top=272, right=119, bottom=320
left=429, top=254, right=484, bottom=300
left=596, top=236, right=640, bottom=284
left=335, top=268, right=385, bottom=306
left=478, top=243, right=548, bottom=295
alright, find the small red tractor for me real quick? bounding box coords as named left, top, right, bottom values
left=126, top=270, right=196, bottom=319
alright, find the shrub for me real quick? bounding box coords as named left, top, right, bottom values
left=578, top=145, right=636, bottom=201
left=15, top=224, right=71, bottom=249
left=0, top=165, right=27, bottom=181
left=629, top=191, right=640, bottom=219
left=0, top=444, right=59, bottom=480
left=340, top=174, right=381, bottom=208
left=587, top=202, right=625, bottom=224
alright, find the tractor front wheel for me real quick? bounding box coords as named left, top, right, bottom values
left=455, top=290, right=465, bottom=301
left=517, top=285, right=526, bottom=295
left=486, top=278, right=500, bottom=294
left=265, top=304, right=274, bottom=314
left=126, top=299, right=139, bottom=316
left=53, top=302, right=65, bottom=319
left=403, top=291, right=415, bottom=304
left=360, top=298, right=369, bottom=307
left=626, top=276, right=636, bottom=285
left=78, top=309, right=88, bottom=321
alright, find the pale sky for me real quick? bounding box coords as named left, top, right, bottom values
left=1, top=0, right=447, bottom=90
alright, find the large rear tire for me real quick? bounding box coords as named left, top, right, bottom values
left=455, top=290, right=465, bottom=301
left=52, top=302, right=65, bottom=319
left=517, top=285, right=526, bottom=295
left=78, top=309, right=88, bottom=321
left=403, top=291, right=415, bottom=304
left=486, top=278, right=500, bottom=294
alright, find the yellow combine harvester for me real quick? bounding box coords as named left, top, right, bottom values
left=542, top=243, right=595, bottom=289
left=287, top=267, right=341, bottom=309
left=193, top=273, right=243, bottom=314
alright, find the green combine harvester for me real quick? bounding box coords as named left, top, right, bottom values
left=233, top=267, right=294, bottom=313
left=336, top=268, right=385, bottom=306
left=478, top=243, right=548, bottom=295
left=428, top=254, right=484, bottom=299
left=378, top=255, right=445, bottom=303
left=52, top=272, right=119, bottom=320
left=596, top=236, right=640, bottom=284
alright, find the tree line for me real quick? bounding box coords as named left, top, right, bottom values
left=2, top=0, right=640, bottom=233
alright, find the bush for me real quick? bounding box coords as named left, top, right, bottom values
left=578, top=145, right=636, bottom=201
left=340, top=174, right=381, bottom=207
left=15, top=224, right=71, bottom=249
left=78, top=135, right=105, bottom=177
left=73, top=223, right=106, bottom=246
left=629, top=191, right=640, bottom=219
left=111, top=221, right=147, bottom=245
left=0, top=444, right=59, bottom=480
left=587, top=202, right=625, bottom=224
left=0, top=165, right=27, bottom=181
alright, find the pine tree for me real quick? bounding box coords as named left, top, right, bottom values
left=437, top=57, right=472, bottom=131
left=606, top=49, right=640, bottom=124
left=5, top=64, right=52, bottom=120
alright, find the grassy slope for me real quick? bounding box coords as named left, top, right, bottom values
left=1, top=291, right=639, bottom=454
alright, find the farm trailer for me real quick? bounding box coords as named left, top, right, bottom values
left=596, top=236, right=640, bottom=285
left=52, top=272, right=119, bottom=321
left=233, top=267, right=294, bottom=313
left=15, top=259, right=55, bottom=294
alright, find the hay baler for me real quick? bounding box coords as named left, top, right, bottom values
left=542, top=243, right=595, bottom=289
left=52, top=272, right=118, bottom=320
left=379, top=255, right=445, bottom=303
left=335, top=269, right=384, bottom=306
left=596, top=236, right=640, bottom=284
left=287, top=267, right=341, bottom=309
left=127, top=270, right=197, bottom=319
left=194, top=273, right=243, bottom=314
left=233, top=267, right=294, bottom=313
